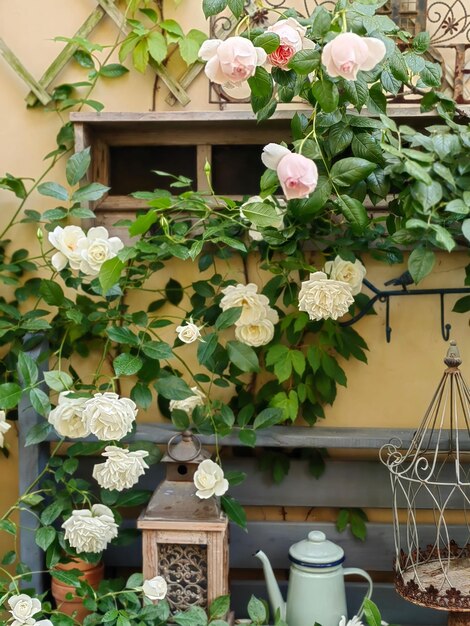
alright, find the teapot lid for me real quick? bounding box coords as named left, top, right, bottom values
left=289, top=531, right=345, bottom=568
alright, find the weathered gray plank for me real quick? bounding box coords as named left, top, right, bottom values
left=77, top=456, right=469, bottom=509
left=104, top=520, right=469, bottom=573
left=49, top=423, right=470, bottom=451
left=229, top=581, right=445, bottom=626
left=18, top=338, right=49, bottom=592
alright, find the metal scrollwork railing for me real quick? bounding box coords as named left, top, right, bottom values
left=209, top=0, right=470, bottom=105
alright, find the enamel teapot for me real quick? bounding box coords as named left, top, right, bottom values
left=255, top=530, right=373, bottom=626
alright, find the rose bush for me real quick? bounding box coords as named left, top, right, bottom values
left=0, top=0, right=468, bottom=620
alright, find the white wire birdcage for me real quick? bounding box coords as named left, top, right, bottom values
left=380, top=341, right=470, bottom=616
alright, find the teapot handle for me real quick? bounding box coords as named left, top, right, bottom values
left=343, top=568, right=373, bottom=619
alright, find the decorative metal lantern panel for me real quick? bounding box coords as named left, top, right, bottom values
left=138, top=432, right=229, bottom=612
left=381, top=342, right=470, bottom=621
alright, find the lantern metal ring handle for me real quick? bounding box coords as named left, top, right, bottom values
left=167, top=430, right=202, bottom=462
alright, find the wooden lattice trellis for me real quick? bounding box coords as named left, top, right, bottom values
left=0, top=0, right=253, bottom=108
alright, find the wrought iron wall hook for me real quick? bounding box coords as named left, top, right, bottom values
left=339, top=278, right=470, bottom=343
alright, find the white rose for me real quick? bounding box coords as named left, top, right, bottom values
left=76, top=227, right=124, bottom=277
left=199, top=36, right=266, bottom=86
left=48, top=225, right=86, bottom=272
left=324, top=256, right=366, bottom=296
left=62, top=504, right=118, bottom=554
left=220, top=283, right=270, bottom=325
left=193, top=459, right=229, bottom=499
left=0, top=410, right=11, bottom=448
left=142, top=575, right=168, bottom=601
left=169, top=387, right=205, bottom=415
left=235, top=318, right=276, bottom=347
left=47, top=392, right=90, bottom=439
left=240, top=196, right=286, bottom=242
left=298, top=271, right=354, bottom=321
left=8, top=595, right=41, bottom=626
left=83, top=392, right=137, bottom=441
left=176, top=319, right=202, bottom=344
left=93, top=446, right=149, bottom=491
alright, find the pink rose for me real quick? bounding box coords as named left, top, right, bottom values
left=262, top=143, right=318, bottom=200
left=199, top=36, right=267, bottom=86
left=321, top=33, right=386, bottom=80
left=267, top=17, right=314, bottom=70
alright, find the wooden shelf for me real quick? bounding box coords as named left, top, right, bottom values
left=44, top=423, right=460, bottom=450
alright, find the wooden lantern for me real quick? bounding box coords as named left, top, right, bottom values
left=138, top=431, right=229, bottom=611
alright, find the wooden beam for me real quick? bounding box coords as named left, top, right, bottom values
left=0, top=38, right=51, bottom=105
left=95, top=0, right=191, bottom=106
left=46, top=423, right=456, bottom=450
left=25, top=7, right=106, bottom=107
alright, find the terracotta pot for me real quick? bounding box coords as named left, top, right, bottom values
left=51, top=558, right=104, bottom=623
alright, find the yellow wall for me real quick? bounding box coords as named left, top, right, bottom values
left=0, top=1, right=468, bottom=556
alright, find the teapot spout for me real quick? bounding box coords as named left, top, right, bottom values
left=254, top=550, right=286, bottom=621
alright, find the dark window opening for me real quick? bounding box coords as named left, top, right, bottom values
left=212, top=144, right=265, bottom=195
left=109, top=146, right=197, bottom=195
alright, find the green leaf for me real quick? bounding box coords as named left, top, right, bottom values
left=253, top=407, right=283, bottom=430
left=241, top=202, right=279, bottom=228
left=336, top=195, right=369, bottom=229
left=37, top=182, right=69, bottom=201
left=30, top=388, right=51, bottom=416
left=227, top=341, right=260, bottom=373
left=253, top=32, right=280, bottom=54
left=72, top=182, right=110, bottom=202
left=133, top=39, right=149, bottom=73
left=0, top=520, right=16, bottom=535
left=311, top=80, right=339, bottom=113
left=147, top=31, right=168, bottom=64
left=227, top=0, right=244, bottom=17
left=288, top=49, right=320, bottom=74
left=453, top=296, right=470, bottom=313
left=209, top=595, right=231, bottom=619
left=330, top=158, right=376, bottom=186
left=363, top=599, right=382, bottom=626
left=0, top=383, right=22, bottom=410
left=25, top=422, right=53, bottom=446
left=126, top=572, right=144, bottom=588
left=142, top=341, right=173, bottom=360
left=389, top=52, right=409, bottom=82
left=215, top=307, right=242, bottom=330
left=403, top=160, right=432, bottom=185
left=445, top=199, right=468, bottom=216
left=154, top=376, right=194, bottom=400
left=221, top=495, right=247, bottom=530
left=239, top=428, right=256, bottom=447
left=2, top=550, right=16, bottom=565
left=113, top=353, right=143, bottom=377
left=66, top=148, right=91, bottom=186
left=174, top=607, right=208, bottom=626
left=106, top=326, right=139, bottom=346
left=202, top=0, right=228, bottom=18
left=247, top=596, right=267, bottom=625
left=412, top=31, right=430, bottom=53
left=18, top=352, right=39, bottom=386
left=129, top=210, right=158, bottom=236
left=197, top=332, right=218, bottom=364
left=408, top=248, right=435, bottom=283
left=100, top=63, right=129, bottom=78
left=131, top=383, right=153, bottom=409
left=99, top=257, right=125, bottom=293
left=44, top=371, right=73, bottom=392
left=420, top=61, right=441, bottom=87
left=74, top=50, right=94, bottom=68
left=35, top=526, right=56, bottom=551
left=41, top=500, right=65, bottom=525
left=39, top=280, right=65, bottom=306
left=165, top=278, right=183, bottom=305
left=161, top=19, right=184, bottom=37
left=51, top=568, right=82, bottom=587
left=343, top=77, right=369, bottom=109
left=411, top=180, right=443, bottom=211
